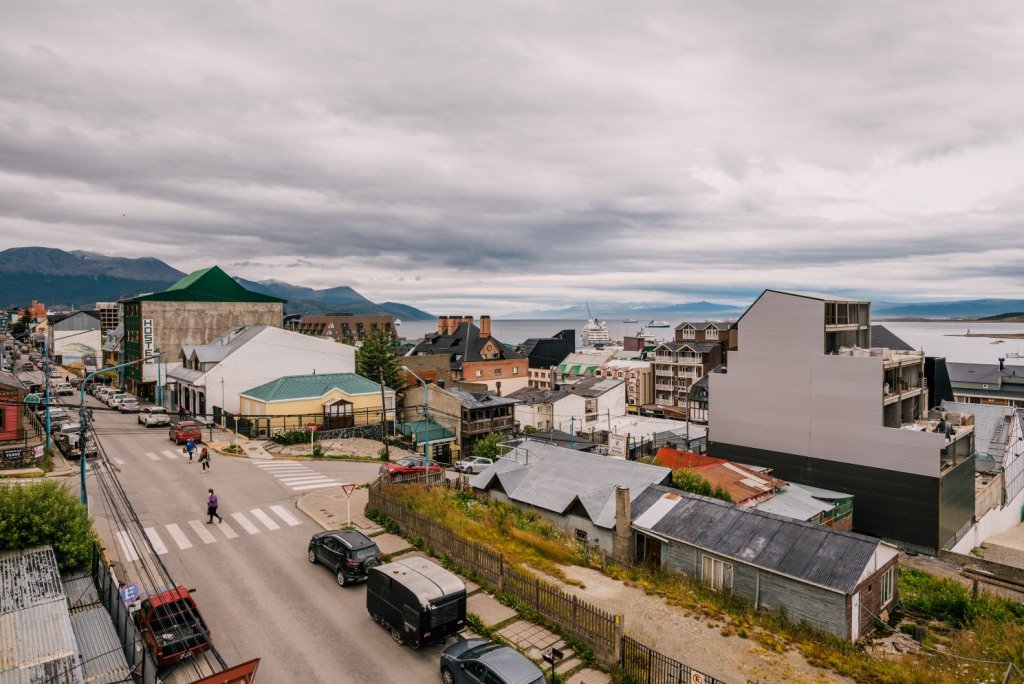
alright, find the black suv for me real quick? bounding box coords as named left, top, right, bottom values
left=308, top=530, right=382, bottom=586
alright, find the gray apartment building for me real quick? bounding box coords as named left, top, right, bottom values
left=708, top=290, right=976, bottom=551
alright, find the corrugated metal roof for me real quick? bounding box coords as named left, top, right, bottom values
left=942, top=401, right=1012, bottom=459
left=631, top=486, right=883, bottom=594
left=131, top=266, right=285, bottom=303
left=1, top=654, right=81, bottom=684
left=242, top=372, right=388, bottom=402
left=470, top=440, right=670, bottom=529
left=0, top=547, right=64, bottom=614
left=67, top=606, right=130, bottom=684
left=753, top=483, right=835, bottom=521
left=397, top=420, right=455, bottom=444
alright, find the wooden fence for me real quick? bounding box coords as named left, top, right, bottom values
left=368, top=480, right=621, bottom=663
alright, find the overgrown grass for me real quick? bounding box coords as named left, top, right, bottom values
left=899, top=568, right=1024, bottom=627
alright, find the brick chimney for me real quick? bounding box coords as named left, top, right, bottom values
left=447, top=316, right=460, bottom=335
left=480, top=315, right=492, bottom=337
left=437, top=315, right=448, bottom=335
left=612, top=486, right=634, bottom=565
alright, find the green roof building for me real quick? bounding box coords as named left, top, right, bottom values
left=121, top=266, right=286, bottom=403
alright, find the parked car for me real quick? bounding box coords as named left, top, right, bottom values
left=134, top=586, right=211, bottom=669
left=439, top=640, right=545, bottom=684
left=49, top=369, right=61, bottom=379
left=169, top=421, right=203, bottom=445
left=107, top=392, right=130, bottom=408
left=378, top=457, right=443, bottom=482
left=139, top=406, right=171, bottom=427
left=52, top=382, right=74, bottom=396
left=452, top=456, right=493, bottom=474
left=119, top=398, right=140, bottom=413
left=308, top=529, right=382, bottom=586
left=366, top=557, right=466, bottom=649
left=19, top=362, right=34, bottom=371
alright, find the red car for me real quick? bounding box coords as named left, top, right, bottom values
left=169, top=421, right=203, bottom=445
left=379, top=457, right=443, bottom=482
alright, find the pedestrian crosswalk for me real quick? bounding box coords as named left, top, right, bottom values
left=142, top=449, right=189, bottom=462
left=253, top=460, right=340, bottom=491
left=116, top=505, right=303, bottom=561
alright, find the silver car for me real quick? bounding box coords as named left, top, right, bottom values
left=138, top=406, right=170, bottom=426
left=452, top=456, right=494, bottom=474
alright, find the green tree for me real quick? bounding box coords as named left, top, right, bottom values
left=474, top=432, right=510, bottom=459
left=356, top=327, right=407, bottom=397
left=671, top=468, right=734, bottom=503
left=11, top=308, right=31, bottom=338
left=0, top=481, right=96, bottom=571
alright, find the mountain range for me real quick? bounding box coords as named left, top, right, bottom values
left=0, top=247, right=434, bottom=319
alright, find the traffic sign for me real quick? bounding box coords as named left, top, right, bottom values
left=119, top=582, right=141, bottom=604
left=690, top=672, right=706, bottom=684
left=24, top=393, right=40, bottom=405
left=340, top=483, right=357, bottom=497
left=306, top=423, right=319, bottom=432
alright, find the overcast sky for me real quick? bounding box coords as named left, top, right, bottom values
left=2, top=2, right=1022, bottom=314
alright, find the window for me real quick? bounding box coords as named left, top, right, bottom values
left=512, top=366, right=518, bottom=374
left=706, top=329, right=719, bottom=340
left=701, top=555, right=733, bottom=591
left=680, top=328, right=695, bottom=339
left=881, top=567, right=894, bottom=606
left=575, top=529, right=588, bottom=542
left=494, top=368, right=502, bottom=376
left=475, top=370, right=483, bottom=377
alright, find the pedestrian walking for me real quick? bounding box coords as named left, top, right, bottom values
left=185, top=439, right=195, bottom=462
left=199, top=447, right=210, bottom=472
left=178, top=406, right=186, bottom=421
left=206, top=489, right=223, bottom=524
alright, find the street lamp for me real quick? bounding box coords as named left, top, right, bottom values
left=78, top=352, right=161, bottom=507
left=402, top=366, right=431, bottom=480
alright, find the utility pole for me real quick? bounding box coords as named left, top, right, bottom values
left=43, top=337, right=51, bottom=453
left=379, top=368, right=390, bottom=460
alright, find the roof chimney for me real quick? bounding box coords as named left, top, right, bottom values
left=437, top=315, right=448, bottom=336
left=999, top=357, right=1005, bottom=371
left=480, top=315, right=492, bottom=337
left=447, top=316, right=460, bottom=335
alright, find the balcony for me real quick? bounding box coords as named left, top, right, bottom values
left=655, top=382, right=676, bottom=392
left=654, top=368, right=675, bottom=378
left=675, top=355, right=703, bottom=366
left=463, top=415, right=515, bottom=434
left=677, top=368, right=700, bottom=379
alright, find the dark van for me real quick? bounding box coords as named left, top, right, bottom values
left=366, top=557, right=467, bottom=649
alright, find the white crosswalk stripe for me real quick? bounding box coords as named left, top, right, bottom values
left=117, top=530, right=141, bottom=561
left=188, top=519, right=217, bottom=544
left=254, top=460, right=340, bottom=491
left=231, top=512, right=261, bottom=535
left=166, top=523, right=193, bottom=550
left=113, top=457, right=126, bottom=465
left=145, top=452, right=161, bottom=461
left=250, top=508, right=280, bottom=531
left=162, top=450, right=179, bottom=460
left=216, top=519, right=239, bottom=539
left=144, top=527, right=168, bottom=555
left=270, top=505, right=301, bottom=526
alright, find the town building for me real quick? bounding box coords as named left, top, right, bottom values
left=519, top=330, right=575, bottom=389
left=709, top=290, right=976, bottom=551
left=0, top=370, right=43, bottom=469
left=604, top=415, right=707, bottom=459
left=408, top=315, right=528, bottom=393
left=508, top=376, right=625, bottom=435
left=506, top=429, right=599, bottom=452
left=47, top=311, right=102, bottom=368
left=469, top=440, right=672, bottom=551
left=674, top=321, right=732, bottom=348
left=102, top=323, right=123, bottom=369
left=593, top=359, right=653, bottom=409
left=629, top=485, right=899, bottom=641
left=94, top=301, right=121, bottom=331
left=947, top=360, right=1024, bottom=409
left=555, top=351, right=614, bottom=386
left=239, top=372, right=393, bottom=432
left=167, top=325, right=354, bottom=423
left=402, top=383, right=520, bottom=459
left=651, top=341, right=722, bottom=416
left=121, top=266, right=285, bottom=402
left=296, top=313, right=396, bottom=343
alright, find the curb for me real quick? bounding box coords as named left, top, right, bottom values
left=296, top=491, right=332, bottom=531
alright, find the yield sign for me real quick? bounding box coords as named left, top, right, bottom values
left=340, top=483, right=357, bottom=497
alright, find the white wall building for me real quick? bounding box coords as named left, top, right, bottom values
left=48, top=311, right=102, bottom=367
left=167, top=325, right=355, bottom=419
left=709, top=290, right=976, bottom=551
left=509, top=376, right=625, bottom=433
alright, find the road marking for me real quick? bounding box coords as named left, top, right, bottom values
left=162, top=450, right=179, bottom=460
left=250, top=508, right=280, bottom=531
left=278, top=476, right=333, bottom=484
left=117, top=530, right=141, bottom=561
left=269, top=505, right=302, bottom=526
left=215, top=519, right=239, bottom=539
left=265, top=470, right=314, bottom=478
left=144, top=527, right=168, bottom=555
left=113, top=457, right=126, bottom=465
left=188, top=519, right=217, bottom=544
left=145, top=452, right=161, bottom=461
left=166, top=523, right=193, bottom=549
left=255, top=461, right=302, bottom=467
left=292, top=482, right=341, bottom=491
left=231, top=512, right=261, bottom=535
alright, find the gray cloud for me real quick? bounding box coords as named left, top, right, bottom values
left=1, top=1, right=1023, bottom=313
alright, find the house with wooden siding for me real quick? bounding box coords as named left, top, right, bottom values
left=629, top=485, right=899, bottom=641
left=239, top=372, right=394, bottom=431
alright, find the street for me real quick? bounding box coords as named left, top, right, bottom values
left=79, top=396, right=449, bottom=682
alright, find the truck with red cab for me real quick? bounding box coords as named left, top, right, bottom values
left=134, top=585, right=211, bottom=668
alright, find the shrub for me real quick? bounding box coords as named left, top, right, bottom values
left=311, top=442, right=325, bottom=459
left=671, top=468, right=733, bottom=503
left=271, top=429, right=312, bottom=445
left=222, top=443, right=244, bottom=454
left=0, top=480, right=95, bottom=571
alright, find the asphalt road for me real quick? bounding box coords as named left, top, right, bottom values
left=80, top=398, right=449, bottom=683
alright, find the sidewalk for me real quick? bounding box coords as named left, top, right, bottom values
left=296, top=486, right=609, bottom=683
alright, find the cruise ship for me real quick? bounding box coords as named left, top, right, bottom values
left=582, top=305, right=611, bottom=346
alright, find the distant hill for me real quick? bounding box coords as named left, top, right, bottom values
left=873, top=299, right=1024, bottom=319
left=979, top=311, right=1024, bottom=322
left=0, top=247, right=433, bottom=319
left=508, top=301, right=745, bottom=319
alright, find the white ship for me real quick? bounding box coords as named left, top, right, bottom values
left=581, top=304, right=611, bottom=347
left=647, top=320, right=670, bottom=328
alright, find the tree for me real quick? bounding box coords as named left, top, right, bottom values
left=0, top=481, right=96, bottom=571
left=356, top=327, right=407, bottom=397
left=473, top=432, right=511, bottom=459
left=671, top=468, right=734, bottom=503
left=11, top=308, right=31, bottom=338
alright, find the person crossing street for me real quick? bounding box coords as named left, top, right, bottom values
left=185, top=438, right=196, bottom=462
left=199, top=446, right=210, bottom=472
left=206, top=489, right=223, bottom=523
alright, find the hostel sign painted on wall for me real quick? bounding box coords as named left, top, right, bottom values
left=142, top=319, right=155, bottom=363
